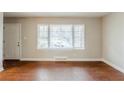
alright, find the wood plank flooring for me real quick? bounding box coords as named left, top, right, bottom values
left=0, top=60, right=124, bottom=81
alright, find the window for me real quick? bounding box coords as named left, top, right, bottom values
left=37, top=24, right=85, bottom=49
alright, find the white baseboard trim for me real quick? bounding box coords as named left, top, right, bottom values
left=20, top=58, right=102, bottom=62
left=4, top=58, right=20, bottom=60
left=102, top=59, right=124, bottom=73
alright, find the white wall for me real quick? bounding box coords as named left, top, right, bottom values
left=102, top=13, right=124, bottom=72
left=5, top=17, right=102, bottom=61
left=0, top=12, right=3, bottom=71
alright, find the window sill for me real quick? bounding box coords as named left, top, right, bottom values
left=37, top=48, right=85, bottom=50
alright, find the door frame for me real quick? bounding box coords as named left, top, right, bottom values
left=3, top=23, right=22, bottom=60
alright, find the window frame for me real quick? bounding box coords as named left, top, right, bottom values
left=37, top=24, right=85, bottom=50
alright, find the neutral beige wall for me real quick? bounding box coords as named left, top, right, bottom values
left=102, top=13, right=124, bottom=69
left=5, top=17, right=102, bottom=60
left=0, top=12, right=3, bottom=70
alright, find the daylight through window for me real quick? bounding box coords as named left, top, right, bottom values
left=37, top=24, right=85, bottom=49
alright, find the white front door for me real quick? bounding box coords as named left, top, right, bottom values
left=4, top=23, right=21, bottom=59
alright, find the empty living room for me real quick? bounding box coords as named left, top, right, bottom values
left=1, top=0, right=124, bottom=93
left=0, top=12, right=123, bottom=81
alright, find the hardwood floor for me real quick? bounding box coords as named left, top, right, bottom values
left=0, top=60, right=124, bottom=81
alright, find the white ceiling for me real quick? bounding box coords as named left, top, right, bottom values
left=4, top=12, right=109, bottom=17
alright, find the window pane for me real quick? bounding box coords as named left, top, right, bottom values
left=37, top=25, right=48, bottom=48
left=50, top=25, right=73, bottom=48
left=74, top=25, right=85, bottom=49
